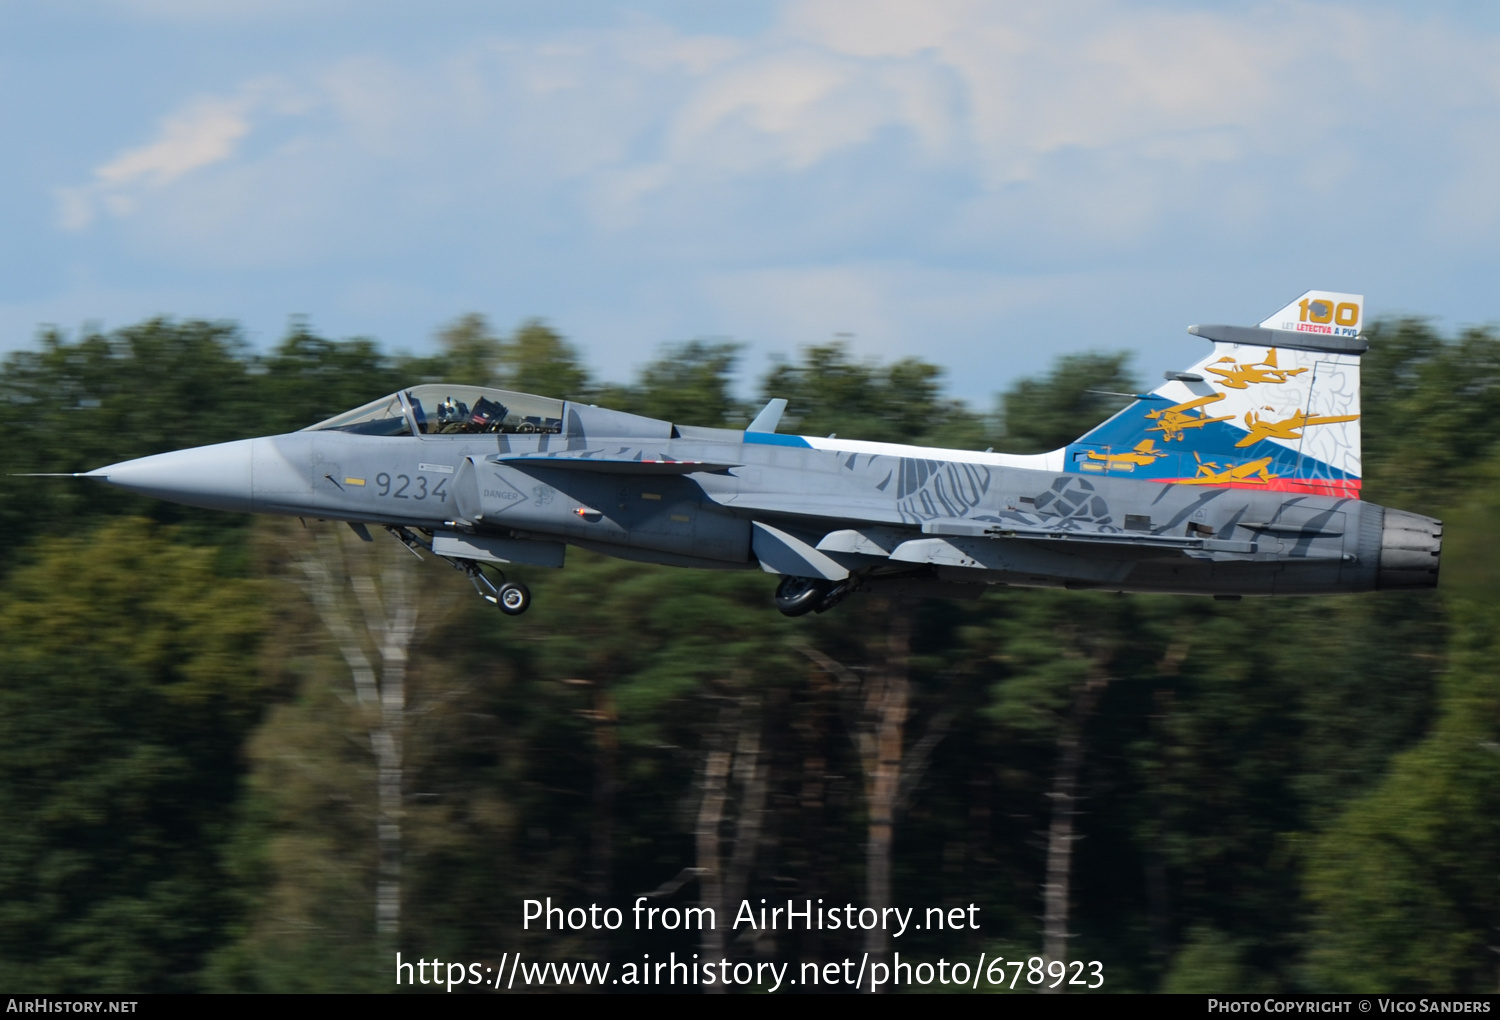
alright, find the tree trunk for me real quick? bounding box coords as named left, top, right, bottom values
left=300, top=528, right=418, bottom=945
left=723, top=716, right=768, bottom=912
left=1041, top=662, right=1110, bottom=990
left=363, top=568, right=415, bottom=943
left=862, top=605, right=911, bottom=993
left=796, top=664, right=835, bottom=967
left=695, top=709, right=732, bottom=987
left=694, top=693, right=767, bottom=983
left=797, top=603, right=914, bottom=993
left=590, top=679, right=618, bottom=939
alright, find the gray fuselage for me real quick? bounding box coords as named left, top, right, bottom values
left=108, top=400, right=1435, bottom=598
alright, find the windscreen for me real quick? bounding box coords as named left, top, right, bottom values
left=303, top=393, right=412, bottom=436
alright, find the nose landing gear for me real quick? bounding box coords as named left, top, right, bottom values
left=453, top=558, right=532, bottom=615
left=378, top=526, right=534, bottom=617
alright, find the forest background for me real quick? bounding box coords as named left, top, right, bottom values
left=0, top=312, right=1496, bottom=993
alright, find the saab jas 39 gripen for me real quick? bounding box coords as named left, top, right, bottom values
left=74, top=290, right=1442, bottom=617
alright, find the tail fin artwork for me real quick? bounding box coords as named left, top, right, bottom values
left=1067, top=290, right=1365, bottom=497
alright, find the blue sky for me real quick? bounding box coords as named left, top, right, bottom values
left=5, top=0, right=1500, bottom=403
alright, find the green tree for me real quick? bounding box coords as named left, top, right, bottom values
left=994, top=351, right=1137, bottom=454
left=257, top=319, right=404, bottom=434
left=499, top=319, right=592, bottom=401
left=436, top=313, right=505, bottom=386
left=1304, top=595, right=1500, bottom=993
left=0, top=316, right=404, bottom=573
left=205, top=519, right=509, bottom=992
left=0, top=320, right=263, bottom=567
left=1162, top=926, right=1272, bottom=993
left=761, top=341, right=986, bottom=448
left=1360, top=320, right=1500, bottom=514
left=0, top=519, right=267, bottom=991
left=603, top=340, right=745, bottom=427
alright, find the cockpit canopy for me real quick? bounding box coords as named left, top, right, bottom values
left=305, top=384, right=565, bottom=437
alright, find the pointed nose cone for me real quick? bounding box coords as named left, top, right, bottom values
left=89, top=438, right=257, bottom=513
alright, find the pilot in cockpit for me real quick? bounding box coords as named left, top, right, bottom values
left=435, top=395, right=510, bottom=433
left=435, top=396, right=468, bottom=432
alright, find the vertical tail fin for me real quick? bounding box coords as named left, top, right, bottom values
left=1258, top=290, right=1364, bottom=335
left=1067, top=290, right=1365, bottom=497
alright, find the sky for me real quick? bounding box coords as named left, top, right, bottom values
left=4, top=0, right=1500, bottom=404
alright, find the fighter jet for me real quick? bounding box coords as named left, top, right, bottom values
left=72, top=289, right=1442, bottom=616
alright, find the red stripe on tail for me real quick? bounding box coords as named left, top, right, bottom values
left=1159, top=477, right=1361, bottom=498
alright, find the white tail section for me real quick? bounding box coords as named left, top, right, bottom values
left=1259, top=290, right=1364, bottom=338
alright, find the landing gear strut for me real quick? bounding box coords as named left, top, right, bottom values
left=813, top=578, right=853, bottom=614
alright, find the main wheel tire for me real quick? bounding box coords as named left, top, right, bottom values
left=497, top=581, right=531, bottom=616
left=775, top=575, right=830, bottom=617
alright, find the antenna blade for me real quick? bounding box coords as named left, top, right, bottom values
left=746, top=398, right=788, bottom=434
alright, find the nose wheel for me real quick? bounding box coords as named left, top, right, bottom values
left=451, top=558, right=533, bottom=616
left=496, top=581, right=531, bottom=616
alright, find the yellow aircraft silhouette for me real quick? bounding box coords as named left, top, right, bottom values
left=1145, top=393, right=1234, bottom=442
left=1178, top=451, right=1278, bottom=486
left=1205, top=350, right=1309, bottom=390
left=1234, top=406, right=1361, bottom=448
left=1085, top=439, right=1169, bottom=470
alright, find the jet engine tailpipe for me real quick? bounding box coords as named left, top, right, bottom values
left=1377, top=508, right=1442, bottom=590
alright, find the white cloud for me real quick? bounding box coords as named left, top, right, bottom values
left=94, top=99, right=250, bottom=187
left=39, top=1, right=1500, bottom=383
left=59, top=3, right=1500, bottom=245
left=55, top=83, right=292, bottom=230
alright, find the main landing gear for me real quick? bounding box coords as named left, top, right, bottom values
left=774, top=575, right=853, bottom=617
